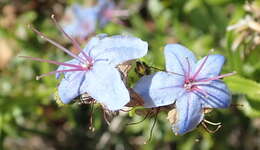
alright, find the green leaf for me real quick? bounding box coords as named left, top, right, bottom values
left=224, top=75, right=260, bottom=101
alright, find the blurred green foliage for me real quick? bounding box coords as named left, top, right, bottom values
left=1, top=0, right=260, bottom=150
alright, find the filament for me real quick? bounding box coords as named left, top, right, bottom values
left=192, top=55, right=209, bottom=80
left=36, top=68, right=84, bottom=80
left=51, top=14, right=92, bottom=62
left=19, top=56, right=81, bottom=68
left=197, top=71, right=236, bottom=83
left=28, top=24, right=86, bottom=63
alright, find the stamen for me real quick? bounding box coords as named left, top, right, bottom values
left=197, top=71, right=236, bottom=82
left=190, top=81, right=211, bottom=86
left=192, top=55, right=209, bottom=80
left=51, top=14, right=92, bottom=62
left=28, top=24, right=86, bottom=63
left=36, top=68, right=85, bottom=80
left=144, top=109, right=158, bottom=144
left=127, top=111, right=151, bottom=126
left=19, top=56, right=81, bottom=68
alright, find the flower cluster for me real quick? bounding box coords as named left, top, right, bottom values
left=62, top=0, right=128, bottom=40
left=23, top=22, right=234, bottom=136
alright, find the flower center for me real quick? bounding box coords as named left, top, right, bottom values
left=183, top=79, right=196, bottom=91
left=81, top=61, right=93, bottom=70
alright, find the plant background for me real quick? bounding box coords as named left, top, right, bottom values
left=1, top=0, right=260, bottom=150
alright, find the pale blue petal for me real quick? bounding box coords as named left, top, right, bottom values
left=172, top=92, right=204, bottom=135
left=80, top=34, right=108, bottom=57
left=196, top=80, right=231, bottom=108
left=134, top=72, right=185, bottom=108
left=90, top=35, right=148, bottom=66
left=80, top=62, right=130, bottom=111
left=193, top=54, right=225, bottom=80
left=58, top=71, right=85, bottom=104
left=56, top=59, right=80, bottom=79
left=164, top=44, right=196, bottom=75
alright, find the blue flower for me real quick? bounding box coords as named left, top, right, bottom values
left=23, top=34, right=148, bottom=111
left=62, top=4, right=99, bottom=40
left=134, top=44, right=234, bottom=135
left=96, top=0, right=129, bottom=27
left=62, top=1, right=128, bottom=40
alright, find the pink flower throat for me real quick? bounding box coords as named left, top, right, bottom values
left=179, top=55, right=235, bottom=95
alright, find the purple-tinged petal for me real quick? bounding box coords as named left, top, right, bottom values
left=58, top=71, right=85, bottom=104
left=90, top=35, right=148, bottom=66
left=195, top=80, right=231, bottom=108
left=80, top=62, right=129, bottom=111
left=164, top=44, right=196, bottom=76
left=172, top=92, right=204, bottom=135
left=193, top=54, right=225, bottom=80
left=134, top=72, right=185, bottom=108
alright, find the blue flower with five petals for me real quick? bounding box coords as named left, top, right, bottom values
left=134, top=44, right=234, bottom=135
left=23, top=34, right=148, bottom=111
